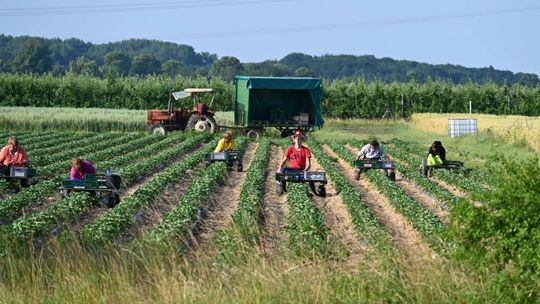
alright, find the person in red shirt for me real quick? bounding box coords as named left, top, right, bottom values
left=278, top=130, right=311, bottom=173
left=0, top=136, right=30, bottom=188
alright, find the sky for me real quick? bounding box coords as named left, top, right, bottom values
left=1, top=0, right=539, bottom=75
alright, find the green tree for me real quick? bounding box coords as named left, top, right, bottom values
left=68, top=56, right=99, bottom=76
left=131, top=54, right=161, bottom=75
left=210, top=56, right=243, bottom=81
left=294, top=67, right=314, bottom=77
left=11, top=38, right=52, bottom=74
left=161, top=59, right=190, bottom=77
left=103, top=51, right=131, bottom=76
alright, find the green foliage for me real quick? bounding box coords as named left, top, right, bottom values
left=309, top=140, right=390, bottom=251
left=210, top=56, right=243, bottom=81
left=131, top=54, right=161, bottom=76
left=146, top=162, right=227, bottom=245
left=1, top=74, right=540, bottom=118
left=449, top=158, right=540, bottom=280
left=327, top=142, right=445, bottom=249
left=80, top=137, right=218, bottom=242
left=11, top=38, right=52, bottom=74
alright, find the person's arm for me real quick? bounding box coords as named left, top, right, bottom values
left=278, top=148, right=290, bottom=172
left=18, top=148, right=29, bottom=166
left=304, top=157, right=311, bottom=171
left=380, top=147, right=389, bottom=160
left=214, top=139, right=224, bottom=152
left=70, top=167, right=79, bottom=180
left=304, top=148, right=312, bottom=171
left=0, top=147, right=6, bottom=165
left=356, top=146, right=366, bottom=160
left=441, top=147, right=446, bottom=161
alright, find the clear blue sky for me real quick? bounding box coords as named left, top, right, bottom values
left=1, top=0, right=539, bottom=75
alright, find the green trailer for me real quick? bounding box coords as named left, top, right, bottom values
left=233, top=76, right=324, bottom=138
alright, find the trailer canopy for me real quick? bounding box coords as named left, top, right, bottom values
left=234, top=76, right=324, bottom=128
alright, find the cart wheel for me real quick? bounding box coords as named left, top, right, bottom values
left=237, top=164, right=243, bottom=172
left=106, top=195, right=118, bottom=208
left=276, top=181, right=286, bottom=196
left=246, top=130, right=260, bottom=141
left=389, top=171, right=396, bottom=181
left=318, top=184, right=327, bottom=197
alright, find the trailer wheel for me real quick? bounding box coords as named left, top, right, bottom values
left=186, top=114, right=216, bottom=133
left=246, top=129, right=260, bottom=141
left=150, top=125, right=167, bottom=136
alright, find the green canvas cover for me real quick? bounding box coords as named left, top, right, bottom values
left=234, top=76, right=324, bottom=127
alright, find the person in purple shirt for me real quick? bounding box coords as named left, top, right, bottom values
left=70, top=159, right=96, bottom=180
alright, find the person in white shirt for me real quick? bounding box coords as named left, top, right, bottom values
left=356, top=140, right=395, bottom=178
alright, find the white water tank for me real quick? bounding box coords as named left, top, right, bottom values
left=448, top=118, right=478, bottom=138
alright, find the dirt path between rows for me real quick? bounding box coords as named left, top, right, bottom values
left=260, top=145, right=288, bottom=253
left=394, top=176, right=449, bottom=223
left=431, top=177, right=467, bottom=198
left=308, top=153, right=367, bottom=260
left=324, top=145, right=432, bottom=258
left=69, top=144, right=204, bottom=235
left=189, top=143, right=259, bottom=253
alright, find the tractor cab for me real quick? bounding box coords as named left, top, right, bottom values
left=147, top=88, right=217, bottom=135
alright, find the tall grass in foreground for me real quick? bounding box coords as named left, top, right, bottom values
left=0, top=239, right=500, bottom=304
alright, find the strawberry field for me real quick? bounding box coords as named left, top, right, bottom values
left=0, top=128, right=538, bottom=303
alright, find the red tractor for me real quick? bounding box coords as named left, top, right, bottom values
left=147, top=88, right=218, bottom=135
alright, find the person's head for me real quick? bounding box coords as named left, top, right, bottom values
left=291, top=130, right=306, bottom=145
left=223, top=131, right=233, bottom=142
left=369, top=140, right=380, bottom=150
left=73, top=159, right=83, bottom=171
left=431, top=141, right=443, bottom=151
left=7, top=136, right=19, bottom=150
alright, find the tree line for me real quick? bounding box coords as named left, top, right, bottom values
left=0, top=34, right=538, bottom=85
left=1, top=73, right=539, bottom=118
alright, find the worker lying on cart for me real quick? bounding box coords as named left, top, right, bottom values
left=0, top=136, right=30, bottom=188
left=70, top=158, right=96, bottom=180
left=214, top=130, right=236, bottom=152
left=427, top=141, right=446, bottom=166
left=278, top=130, right=311, bottom=175
left=356, top=140, right=395, bottom=176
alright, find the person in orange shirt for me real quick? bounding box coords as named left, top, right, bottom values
left=0, top=136, right=30, bottom=187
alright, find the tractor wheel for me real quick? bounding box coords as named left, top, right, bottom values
left=186, top=114, right=216, bottom=133
left=246, top=129, right=260, bottom=141
left=150, top=124, right=167, bottom=136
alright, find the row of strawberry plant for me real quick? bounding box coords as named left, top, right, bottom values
left=310, top=140, right=390, bottom=251
left=0, top=134, right=169, bottom=224
left=145, top=137, right=248, bottom=246
left=225, top=138, right=271, bottom=245
left=387, top=139, right=483, bottom=194
left=80, top=138, right=219, bottom=242
left=118, top=133, right=210, bottom=183
left=145, top=162, right=227, bottom=245
left=24, top=132, right=84, bottom=152
left=7, top=192, right=94, bottom=241
left=328, top=143, right=445, bottom=249
left=376, top=145, right=460, bottom=209
left=31, top=133, right=135, bottom=168
left=0, top=134, right=182, bottom=239
left=278, top=141, right=327, bottom=255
